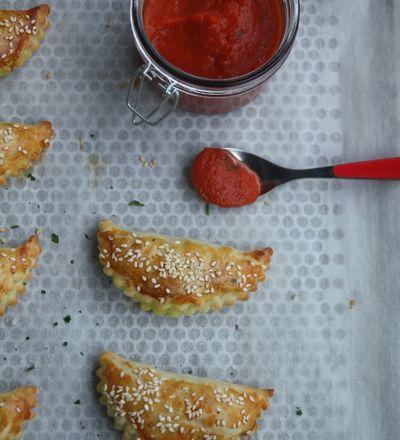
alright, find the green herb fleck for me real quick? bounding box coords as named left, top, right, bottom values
left=25, top=336, right=30, bottom=341
left=41, top=290, right=46, bottom=294
left=10, top=225, right=19, bottom=229
left=90, top=133, right=95, bottom=138
left=63, top=315, right=71, bottom=324
left=85, top=233, right=90, bottom=240
left=26, top=364, right=35, bottom=372
left=296, top=406, right=303, bottom=416
left=27, top=173, right=36, bottom=181
left=129, top=200, right=145, bottom=207
left=53, top=322, right=58, bottom=327
left=51, top=233, right=59, bottom=244
left=70, top=260, right=74, bottom=264
left=204, top=203, right=211, bottom=215
left=74, top=400, right=81, bottom=405
left=62, top=341, right=68, bottom=347
left=80, top=351, right=84, bottom=356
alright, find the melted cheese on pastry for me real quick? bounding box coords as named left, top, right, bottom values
left=97, top=352, right=273, bottom=440
left=98, top=220, right=272, bottom=317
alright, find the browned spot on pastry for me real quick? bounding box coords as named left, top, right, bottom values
left=0, top=386, right=37, bottom=438
left=0, top=5, right=51, bottom=76
left=0, top=234, right=41, bottom=316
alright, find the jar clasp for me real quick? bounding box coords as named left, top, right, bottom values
left=127, top=64, right=179, bottom=126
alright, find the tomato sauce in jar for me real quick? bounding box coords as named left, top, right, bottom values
left=143, top=0, right=285, bottom=80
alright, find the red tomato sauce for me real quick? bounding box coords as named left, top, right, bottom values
left=143, top=0, right=284, bottom=80
left=190, top=148, right=261, bottom=208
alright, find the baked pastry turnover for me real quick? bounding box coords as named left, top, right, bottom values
left=0, top=386, right=37, bottom=439
left=0, top=5, right=50, bottom=77
left=0, top=121, right=53, bottom=186
left=0, top=234, right=41, bottom=316
left=97, top=352, right=273, bottom=440
left=98, top=220, right=272, bottom=317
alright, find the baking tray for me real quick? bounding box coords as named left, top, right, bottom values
left=1, top=0, right=399, bottom=439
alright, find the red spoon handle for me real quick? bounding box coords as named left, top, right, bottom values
left=333, top=157, right=400, bottom=179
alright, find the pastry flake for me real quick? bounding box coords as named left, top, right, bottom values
left=0, top=121, right=54, bottom=186
left=97, top=220, right=272, bottom=317
left=0, top=386, right=37, bottom=439
left=0, top=5, right=51, bottom=77
left=97, top=352, right=273, bottom=440
left=0, top=234, right=41, bottom=316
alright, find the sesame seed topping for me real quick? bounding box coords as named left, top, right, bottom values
left=101, top=229, right=266, bottom=302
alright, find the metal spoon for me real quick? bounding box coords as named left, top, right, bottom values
left=223, top=147, right=400, bottom=195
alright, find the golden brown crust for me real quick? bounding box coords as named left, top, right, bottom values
left=0, top=121, right=54, bottom=185
left=97, top=352, right=273, bottom=440
left=0, top=5, right=51, bottom=77
left=0, top=386, right=37, bottom=439
left=0, top=234, right=41, bottom=316
left=97, top=220, right=272, bottom=317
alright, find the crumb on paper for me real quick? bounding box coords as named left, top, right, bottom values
left=46, top=72, right=53, bottom=79
left=235, top=324, right=240, bottom=331
left=0, top=227, right=6, bottom=233
left=79, top=136, right=84, bottom=151
left=139, top=156, right=158, bottom=168
left=264, top=199, right=271, bottom=206
left=139, top=155, right=148, bottom=167
left=116, top=82, right=129, bottom=89
left=349, top=299, right=356, bottom=309
left=106, top=20, right=113, bottom=28
left=290, top=293, right=296, bottom=301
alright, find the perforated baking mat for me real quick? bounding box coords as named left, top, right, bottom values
left=1, top=0, right=399, bottom=439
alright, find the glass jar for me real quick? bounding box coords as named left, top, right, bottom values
left=128, top=0, right=300, bottom=125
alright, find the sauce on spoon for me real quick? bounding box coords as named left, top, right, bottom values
left=190, top=148, right=261, bottom=208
